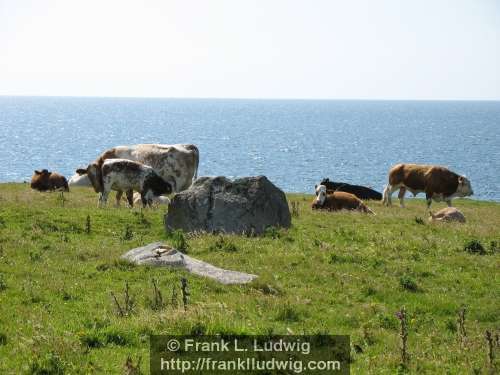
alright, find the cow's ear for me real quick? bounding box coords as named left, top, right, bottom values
left=76, top=168, right=87, bottom=175
left=34, top=170, right=41, bottom=175
left=458, top=176, right=464, bottom=184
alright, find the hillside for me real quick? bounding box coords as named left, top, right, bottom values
left=0, top=183, right=498, bottom=374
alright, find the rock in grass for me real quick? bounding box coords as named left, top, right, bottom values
left=121, top=242, right=257, bottom=285
left=165, top=176, right=291, bottom=235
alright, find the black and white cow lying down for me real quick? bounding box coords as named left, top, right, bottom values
left=76, top=159, right=172, bottom=207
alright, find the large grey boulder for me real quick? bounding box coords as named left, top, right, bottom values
left=165, top=176, right=291, bottom=235
left=122, top=242, right=257, bottom=284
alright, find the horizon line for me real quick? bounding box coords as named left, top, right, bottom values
left=1, top=94, right=499, bottom=102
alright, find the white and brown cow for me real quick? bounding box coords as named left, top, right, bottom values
left=75, top=143, right=199, bottom=206
left=382, top=163, right=473, bottom=208
left=77, top=159, right=172, bottom=207
left=312, top=185, right=375, bottom=214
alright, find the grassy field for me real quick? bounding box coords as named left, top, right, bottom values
left=0, top=183, right=499, bottom=374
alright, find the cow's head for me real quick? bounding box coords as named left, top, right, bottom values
left=76, top=163, right=103, bottom=193
left=312, top=184, right=327, bottom=207
left=31, top=169, right=51, bottom=190
left=457, top=176, right=473, bottom=197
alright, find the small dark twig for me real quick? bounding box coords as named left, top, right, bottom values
left=181, top=278, right=190, bottom=311
left=396, top=307, right=409, bottom=367
left=111, top=291, right=124, bottom=317
left=485, top=330, right=495, bottom=370
left=458, top=306, right=467, bottom=346
left=85, top=215, right=91, bottom=234
left=171, top=285, right=178, bottom=308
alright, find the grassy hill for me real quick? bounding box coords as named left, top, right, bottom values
left=0, top=183, right=498, bottom=374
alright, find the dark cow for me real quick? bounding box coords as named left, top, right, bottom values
left=30, top=170, right=69, bottom=192
left=312, top=185, right=375, bottom=214
left=382, top=163, right=473, bottom=208
left=77, top=159, right=172, bottom=207
left=319, top=178, right=382, bottom=200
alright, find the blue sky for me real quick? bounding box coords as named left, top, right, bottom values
left=0, top=0, right=498, bottom=99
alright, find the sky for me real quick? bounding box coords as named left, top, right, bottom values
left=0, top=0, right=499, bottom=100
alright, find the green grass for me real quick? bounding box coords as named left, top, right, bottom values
left=0, top=183, right=499, bottom=374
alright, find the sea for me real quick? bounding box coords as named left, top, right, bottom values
left=0, top=97, right=499, bottom=200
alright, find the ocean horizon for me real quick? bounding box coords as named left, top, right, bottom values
left=1, top=96, right=499, bottom=200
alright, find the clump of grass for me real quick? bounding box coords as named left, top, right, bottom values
left=445, top=319, right=457, bottom=333
left=400, top=275, right=419, bottom=292
left=275, top=303, right=301, bottom=322
left=29, top=250, right=42, bottom=262
left=111, top=282, right=135, bottom=317
left=171, top=230, right=188, bottom=253
left=249, top=279, right=281, bottom=295
left=29, top=351, right=65, bottom=375
left=124, top=355, right=142, bottom=375
left=377, top=313, right=398, bottom=330
left=0, top=332, right=7, bottom=346
left=122, top=225, right=133, bottom=241
left=414, top=216, right=425, bottom=225
left=84, top=215, right=91, bottom=234
left=133, top=210, right=150, bottom=227
left=464, top=239, right=486, bottom=255
left=329, top=253, right=361, bottom=264
left=489, top=240, right=499, bottom=253
left=264, top=226, right=281, bottom=239
left=209, top=235, right=238, bottom=252
left=0, top=273, right=6, bottom=291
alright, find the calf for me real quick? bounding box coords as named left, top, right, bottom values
left=312, top=185, right=375, bottom=214
left=382, top=163, right=473, bottom=208
left=429, top=207, right=466, bottom=223
left=319, top=178, right=382, bottom=200
left=76, top=159, right=172, bottom=207
left=132, top=192, right=170, bottom=207
left=31, top=169, right=69, bottom=192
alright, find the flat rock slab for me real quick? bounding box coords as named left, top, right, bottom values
left=121, top=242, right=257, bottom=285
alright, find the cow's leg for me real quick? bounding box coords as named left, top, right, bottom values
left=383, top=184, right=400, bottom=206
left=425, top=192, right=433, bottom=209
left=126, top=190, right=134, bottom=207
left=98, top=191, right=109, bottom=208
left=115, top=190, right=123, bottom=207
left=398, top=187, right=407, bottom=208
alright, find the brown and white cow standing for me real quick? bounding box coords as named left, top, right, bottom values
left=31, top=169, right=69, bottom=192
left=312, top=185, right=375, bottom=214
left=382, top=163, right=473, bottom=208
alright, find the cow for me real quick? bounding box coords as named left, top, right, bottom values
left=30, top=169, right=69, bottom=192
left=75, top=143, right=199, bottom=206
left=76, top=159, right=173, bottom=207
left=68, top=173, right=91, bottom=187
left=132, top=192, right=170, bottom=207
left=429, top=207, right=466, bottom=223
left=382, top=163, right=473, bottom=208
left=319, top=178, right=382, bottom=200
left=312, top=185, right=375, bottom=214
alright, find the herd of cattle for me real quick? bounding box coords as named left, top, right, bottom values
left=30, top=143, right=474, bottom=222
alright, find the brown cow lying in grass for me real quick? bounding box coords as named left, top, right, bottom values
left=30, top=169, right=69, bottom=192
left=312, top=185, right=375, bottom=214
left=429, top=207, right=466, bottom=223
